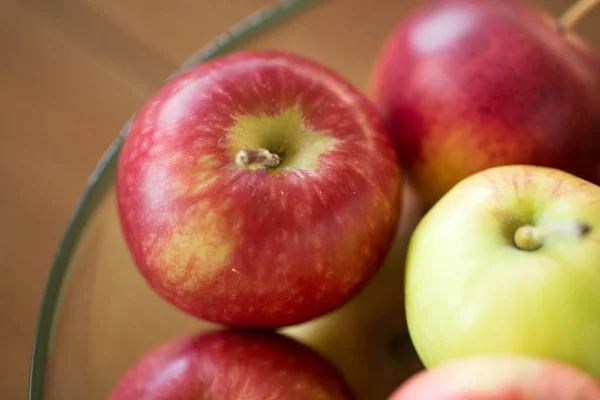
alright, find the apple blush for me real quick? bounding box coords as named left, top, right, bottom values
left=116, top=50, right=403, bottom=329
left=108, top=329, right=357, bottom=400
left=370, top=0, right=600, bottom=206
left=389, top=355, right=600, bottom=400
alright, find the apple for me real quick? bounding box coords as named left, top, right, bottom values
left=404, top=164, right=600, bottom=380
left=389, top=355, right=600, bottom=400
left=108, top=328, right=357, bottom=399
left=369, top=0, right=600, bottom=206
left=284, top=181, right=426, bottom=400
left=115, top=50, right=403, bottom=329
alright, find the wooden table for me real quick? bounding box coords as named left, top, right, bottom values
left=1, top=0, right=598, bottom=398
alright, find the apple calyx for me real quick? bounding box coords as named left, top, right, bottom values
left=236, top=148, right=281, bottom=168
left=555, top=0, right=599, bottom=33
left=513, top=220, right=592, bottom=251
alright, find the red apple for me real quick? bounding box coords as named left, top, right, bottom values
left=389, top=355, right=600, bottom=400
left=108, top=328, right=356, bottom=400
left=116, top=50, right=403, bottom=328
left=370, top=0, right=600, bottom=206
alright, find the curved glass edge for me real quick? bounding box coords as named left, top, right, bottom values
left=28, top=0, right=326, bottom=398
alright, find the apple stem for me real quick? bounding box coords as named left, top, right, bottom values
left=235, top=148, right=281, bottom=168
left=556, top=0, right=599, bottom=33
left=513, top=221, right=591, bottom=251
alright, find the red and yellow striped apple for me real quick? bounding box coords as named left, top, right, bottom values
left=370, top=0, right=600, bottom=206
left=405, top=165, right=600, bottom=380
left=116, top=50, right=403, bottom=329
left=389, top=355, right=600, bottom=400
left=108, top=329, right=356, bottom=400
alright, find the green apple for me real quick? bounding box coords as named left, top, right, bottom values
left=404, top=164, right=600, bottom=380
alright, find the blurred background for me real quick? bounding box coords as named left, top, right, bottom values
left=1, top=0, right=598, bottom=398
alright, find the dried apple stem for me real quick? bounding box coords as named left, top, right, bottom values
left=556, top=0, right=599, bottom=33
left=514, top=220, right=592, bottom=251
left=235, top=148, right=280, bottom=168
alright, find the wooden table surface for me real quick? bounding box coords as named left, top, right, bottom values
left=1, top=0, right=598, bottom=398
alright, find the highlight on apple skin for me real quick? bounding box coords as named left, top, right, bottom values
left=370, top=0, right=600, bottom=206
left=115, top=50, right=403, bottom=329
left=388, top=355, right=600, bottom=400
left=404, top=164, right=600, bottom=381
left=108, top=329, right=357, bottom=400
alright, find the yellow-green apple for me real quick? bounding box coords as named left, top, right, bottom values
left=369, top=0, right=600, bottom=206
left=115, top=50, right=403, bottom=329
left=284, top=182, right=426, bottom=400
left=405, top=165, right=600, bottom=380
left=389, top=355, right=600, bottom=400
left=108, top=328, right=357, bottom=399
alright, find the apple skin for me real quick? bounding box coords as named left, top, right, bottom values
left=116, top=50, right=403, bottom=329
left=108, top=328, right=357, bottom=400
left=405, top=165, right=600, bottom=380
left=370, top=0, right=600, bottom=206
left=389, top=355, right=600, bottom=400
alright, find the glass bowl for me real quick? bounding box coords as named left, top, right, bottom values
left=28, top=0, right=600, bottom=399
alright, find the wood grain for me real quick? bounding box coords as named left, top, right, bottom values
left=1, top=0, right=598, bottom=399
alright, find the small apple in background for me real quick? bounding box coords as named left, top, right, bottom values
left=284, top=181, right=427, bottom=400
left=108, top=328, right=357, bottom=400
left=116, top=50, right=403, bottom=329
left=369, top=0, right=600, bottom=206
left=389, top=355, right=600, bottom=400
left=405, top=164, right=600, bottom=380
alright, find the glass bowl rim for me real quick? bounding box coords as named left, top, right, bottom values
left=27, top=0, right=326, bottom=397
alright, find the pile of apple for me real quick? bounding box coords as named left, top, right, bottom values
left=110, top=0, right=600, bottom=399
